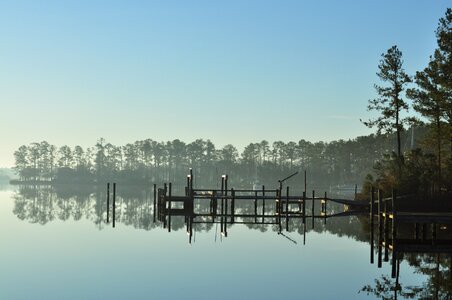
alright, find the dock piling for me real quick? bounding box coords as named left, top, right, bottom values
left=107, top=182, right=110, bottom=223
left=112, top=183, right=116, bottom=228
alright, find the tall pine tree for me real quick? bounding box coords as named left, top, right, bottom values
left=363, top=45, right=412, bottom=159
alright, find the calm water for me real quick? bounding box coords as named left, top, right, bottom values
left=0, top=184, right=449, bottom=299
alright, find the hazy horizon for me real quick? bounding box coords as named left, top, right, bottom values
left=1, top=1, right=449, bottom=167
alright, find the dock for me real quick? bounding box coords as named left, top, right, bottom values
left=152, top=169, right=368, bottom=243
left=367, top=187, right=452, bottom=280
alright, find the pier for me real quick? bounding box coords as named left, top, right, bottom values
left=153, top=169, right=366, bottom=243
left=368, top=187, right=452, bottom=276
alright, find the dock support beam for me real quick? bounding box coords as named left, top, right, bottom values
left=107, top=182, right=110, bottom=223
left=112, top=183, right=116, bottom=228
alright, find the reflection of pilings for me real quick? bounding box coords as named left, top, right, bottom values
left=370, top=187, right=375, bottom=264
left=394, top=255, right=400, bottom=299
left=391, top=189, right=397, bottom=278
left=384, top=193, right=389, bottom=262
left=188, top=216, right=193, bottom=244
left=303, top=222, right=306, bottom=245
left=378, top=188, right=383, bottom=268
left=112, top=183, right=116, bottom=228
left=107, top=182, right=110, bottom=223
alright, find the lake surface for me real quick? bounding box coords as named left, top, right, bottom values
left=0, top=184, right=449, bottom=299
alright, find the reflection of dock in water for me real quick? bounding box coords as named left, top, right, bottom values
left=153, top=169, right=367, bottom=243
left=368, top=187, right=452, bottom=299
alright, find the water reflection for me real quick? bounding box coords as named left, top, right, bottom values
left=11, top=184, right=368, bottom=239
left=10, top=184, right=452, bottom=299
left=363, top=198, right=452, bottom=299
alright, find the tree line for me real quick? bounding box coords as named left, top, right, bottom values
left=12, top=130, right=424, bottom=187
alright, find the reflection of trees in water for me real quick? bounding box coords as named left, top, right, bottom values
left=13, top=185, right=56, bottom=224
left=12, top=185, right=451, bottom=297
left=361, top=254, right=452, bottom=299
left=12, top=185, right=162, bottom=231
left=12, top=185, right=369, bottom=241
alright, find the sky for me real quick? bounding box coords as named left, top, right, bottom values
left=0, top=0, right=450, bottom=167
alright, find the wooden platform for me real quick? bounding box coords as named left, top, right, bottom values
left=382, top=212, right=452, bottom=223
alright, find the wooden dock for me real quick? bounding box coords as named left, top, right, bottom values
left=368, top=187, right=452, bottom=281
left=152, top=169, right=368, bottom=242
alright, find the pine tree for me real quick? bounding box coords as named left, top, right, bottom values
left=362, top=45, right=412, bottom=159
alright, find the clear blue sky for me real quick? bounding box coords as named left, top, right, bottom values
left=0, top=0, right=449, bottom=167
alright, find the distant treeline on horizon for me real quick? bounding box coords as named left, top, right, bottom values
left=11, top=127, right=427, bottom=187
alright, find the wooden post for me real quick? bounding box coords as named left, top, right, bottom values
left=153, top=184, right=157, bottom=223
left=186, top=175, right=190, bottom=196
left=112, top=183, right=116, bottom=228
left=324, top=191, right=327, bottom=225
left=212, top=191, right=217, bottom=222
left=168, top=183, right=172, bottom=232
left=286, top=186, right=289, bottom=231
left=354, top=184, right=358, bottom=198
left=225, top=194, right=228, bottom=224
left=302, top=191, right=306, bottom=224
left=311, top=190, right=315, bottom=216
left=311, top=190, right=314, bottom=229
left=220, top=182, right=224, bottom=234
left=224, top=175, right=228, bottom=203
left=304, top=170, right=307, bottom=194
left=231, top=188, right=235, bottom=223
left=391, top=189, right=397, bottom=242
left=262, top=185, right=265, bottom=223
left=222, top=176, right=228, bottom=236
left=255, top=190, right=258, bottom=224
left=107, top=182, right=110, bottom=223
left=189, top=169, right=193, bottom=192
left=277, top=189, right=282, bottom=233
